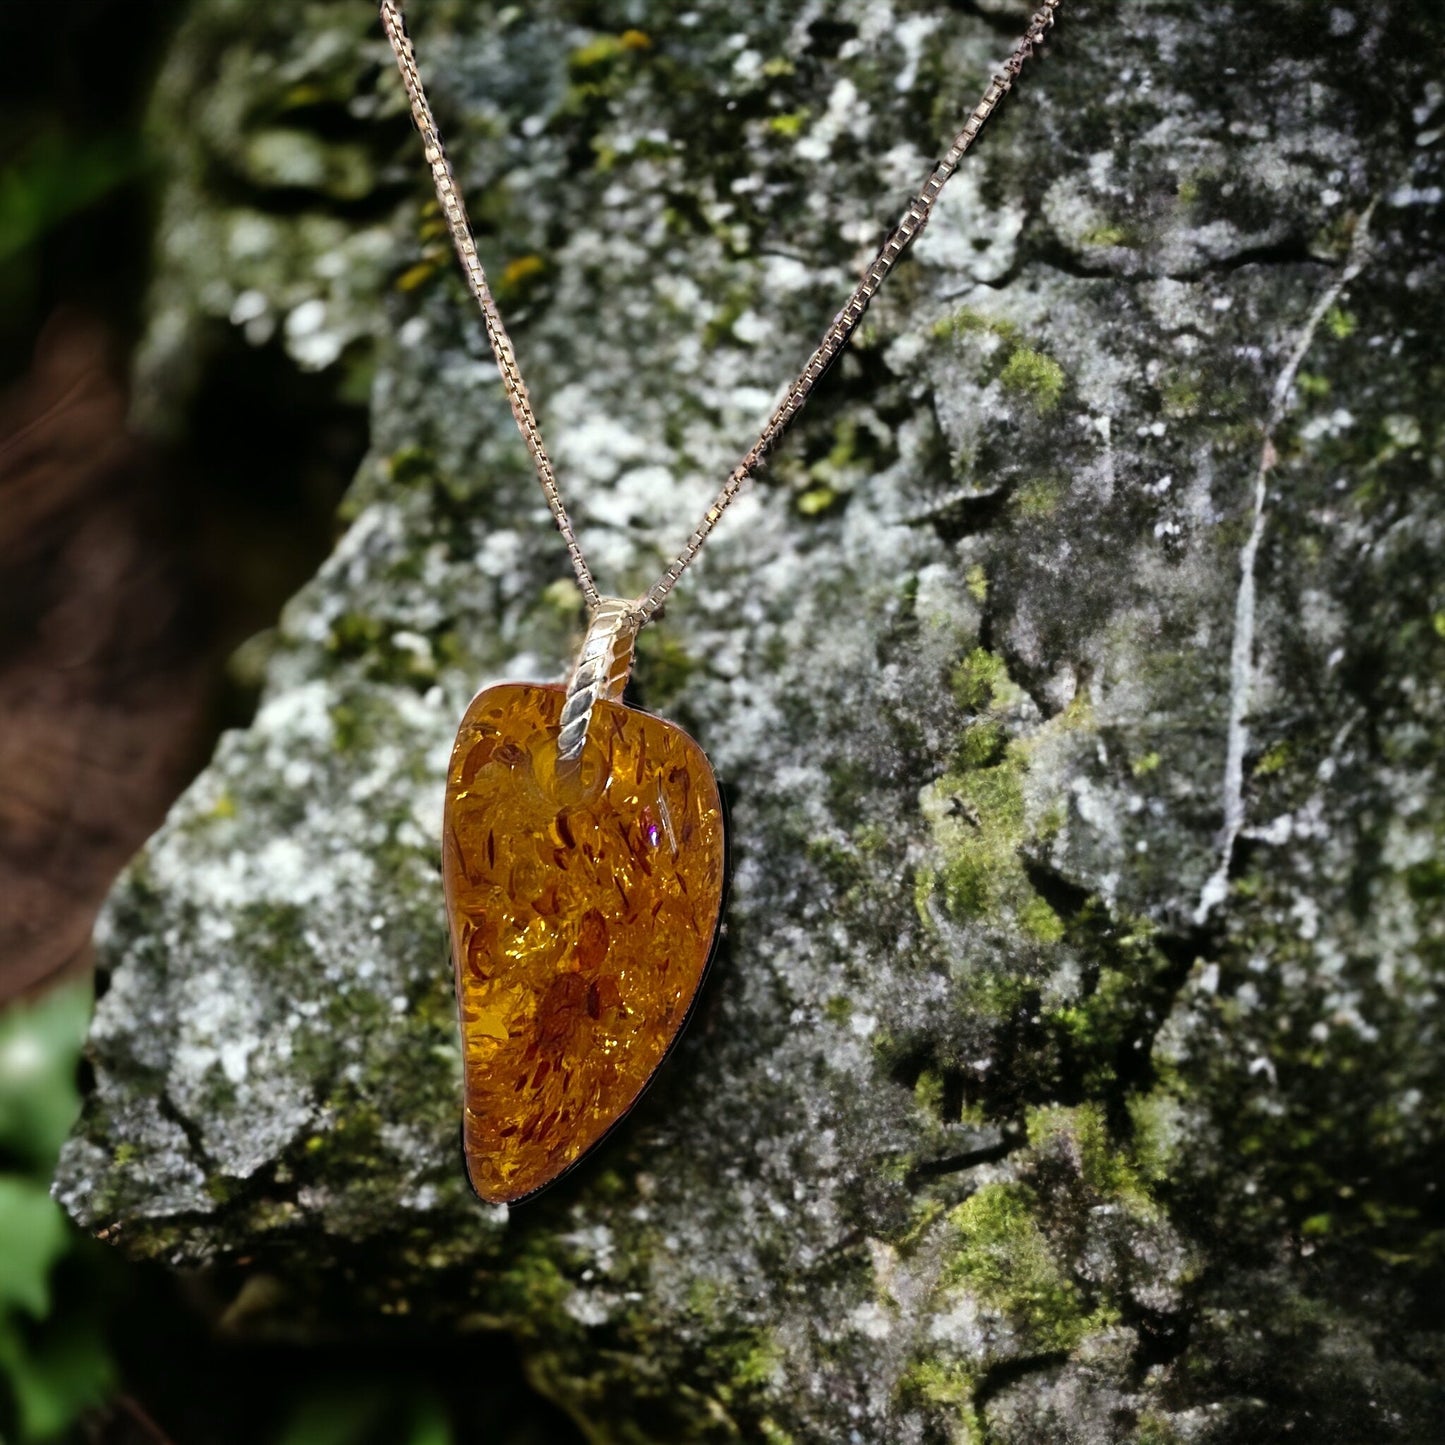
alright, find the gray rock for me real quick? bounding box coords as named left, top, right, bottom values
left=57, top=0, right=1445, bottom=1439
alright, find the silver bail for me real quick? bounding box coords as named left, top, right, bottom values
left=557, top=597, right=640, bottom=766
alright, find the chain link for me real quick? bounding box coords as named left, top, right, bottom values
left=380, top=0, right=1063, bottom=627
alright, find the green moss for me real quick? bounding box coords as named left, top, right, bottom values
left=539, top=577, right=582, bottom=617
left=1079, top=223, right=1134, bottom=248
left=930, top=308, right=1019, bottom=345
left=946, top=1182, right=1110, bottom=1352
left=328, top=611, right=384, bottom=658
left=934, top=759, right=1027, bottom=921
left=1035, top=800, right=1067, bottom=845
left=914, top=1069, right=944, bottom=1117
left=1160, top=374, right=1201, bottom=418
left=1026, top=1103, right=1155, bottom=1211
left=815, top=409, right=858, bottom=467
left=1135, top=1414, right=1188, bottom=1445
left=796, top=486, right=836, bottom=516
left=999, top=348, right=1066, bottom=415
left=1128, top=1087, right=1188, bottom=1185
left=912, top=865, right=937, bottom=925
left=497, top=1246, right=572, bottom=1325
left=701, top=284, right=754, bottom=349
left=964, top=970, right=1036, bottom=1023
left=965, top=563, right=988, bottom=603
left=328, top=703, right=359, bottom=752
left=387, top=446, right=437, bottom=486
left=1014, top=476, right=1067, bottom=518
left=242, top=129, right=375, bottom=202
left=926, top=648, right=1095, bottom=938
left=633, top=628, right=696, bottom=708
left=685, top=1277, right=723, bottom=1320
left=1404, top=858, right=1445, bottom=903
left=323, top=613, right=450, bottom=689
left=730, top=1333, right=782, bottom=1390
left=956, top=720, right=1006, bottom=769
left=939, top=848, right=992, bottom=918
left=1254, top=739, right=1293, bottom=776
left=568, top=31, right=650, bottom=74
left=899, top=1355, right=977, bottom=1414
left=950, top=648, right=1008, bottom=712
left=1131, top=750, right=1161, bottom=778
left=1018, top=894, right=1065, bottom=944
left=1326, top=305, right=1357, bottom=339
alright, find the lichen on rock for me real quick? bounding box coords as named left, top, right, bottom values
left=57, top=0, right=1445, bottom=1440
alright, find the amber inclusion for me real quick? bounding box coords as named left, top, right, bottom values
left=441, top=682, right=725, bottom=1203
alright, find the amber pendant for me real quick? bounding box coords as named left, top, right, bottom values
left=441, top=602, right=725, bottom=1203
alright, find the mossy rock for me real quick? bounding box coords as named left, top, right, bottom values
left=57, top=0, right=1445, bottom=1440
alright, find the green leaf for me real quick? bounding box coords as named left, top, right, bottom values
left=275, top=1385, right=453, bottom=1445
left=276, top=1386, right=387, bottom=1445
left=0, top=983, right=91, bottom=1173
left=402, top=1395, right=453, bottom=1445
left=0, top=1310, right=115, bottom=1442
left=0, top=1178, right=69, bottom=1318
left=0, top=131, right=145, bottom=263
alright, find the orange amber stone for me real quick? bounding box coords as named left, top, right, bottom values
left=442, top=682, right=725, bottom=1203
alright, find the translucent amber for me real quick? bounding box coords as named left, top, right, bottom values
left=442, top=683, right=725, bottom=1203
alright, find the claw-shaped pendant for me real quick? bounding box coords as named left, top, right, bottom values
left=441, top=601, right=726, bottom=1203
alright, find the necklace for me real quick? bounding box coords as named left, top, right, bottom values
left=380, top=0, right=1063, bottom=1205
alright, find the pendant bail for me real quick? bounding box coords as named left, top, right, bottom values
left=557, top=597, right=640, bottom=766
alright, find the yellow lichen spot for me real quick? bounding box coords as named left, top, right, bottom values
left=541, top=576, right=582, bottom=613
left=767, top=109, right=810, bottom=138
left=1080, top=223, right=1132, bottom=248
left=965, top=564, right=989, bottom=603
left=796, top=487, right=836, bottom=516
left=1325, top=305, right=1357, bottom=340
left=1253, top=740, right=1291, bottom=777
left=395, top=261, right=438, bottom=292
left=570, top=32, right=648, bottom=69
left=502, top=253, right=546, bottom=290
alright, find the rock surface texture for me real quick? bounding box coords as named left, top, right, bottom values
left=57, top=0, right=1445, bottom=1440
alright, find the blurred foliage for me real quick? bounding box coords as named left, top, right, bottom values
left=0, top=986, right=88, bottom=1172
left=276, top=1384, right=452, bottom=1445
left=0, top=984, right=114, bottom=1443
left=0, top=0, right=179, bottom=381
left=0, top=131, right=146, bottom=265
left=0, top=983, right=474, bottom=1445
